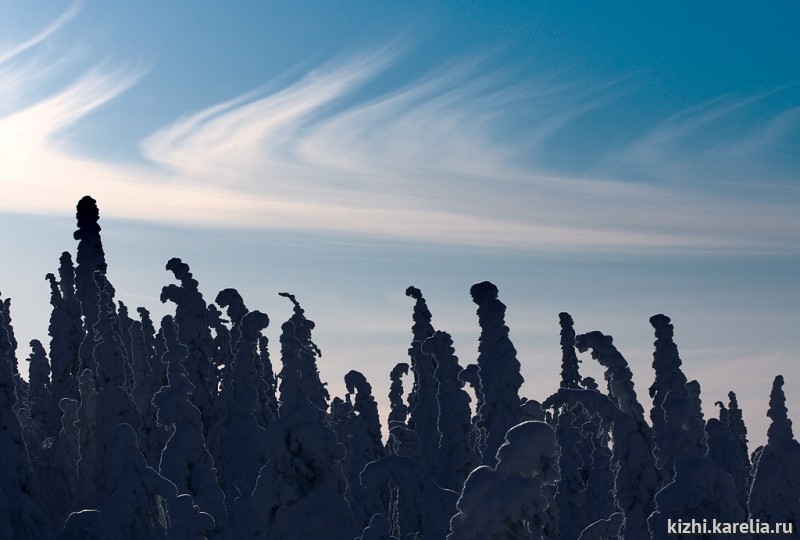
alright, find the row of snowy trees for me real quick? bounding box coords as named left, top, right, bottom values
left=1, top=195, right=798, bottom=539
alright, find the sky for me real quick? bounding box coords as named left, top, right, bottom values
left=1, top=1, right=798, bottom=449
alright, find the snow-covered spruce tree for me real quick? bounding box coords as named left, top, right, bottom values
left=420, top=330, right=478, bottom=492
left=217, top=288, right=276, bottom=429
left=73, top=196, right=108, bottom=375
left=648, top=314, right=706, bottom=482
left=544, top=388, right=658, bottom=540
left=0, top=304, right=52, bottom=539
left=129, top=307, right=164, bottom=468
left=404, top=286, right=440, bottom=473
left=205, top=304, right=235, bottom=476
left=342, top=370, right=387, bottom=532
left=46, top=251, right=84, bottom=406
left=75, top=273, right=140, bottom=511
left=575, top=330, right=652, bottom=439
left=554, top=312, right=590, bottom=540
left=727, top=391, right=752, bottom=481
left=706, top=414, right=750, bottom=513
left=215, top=288, right=248, bottom=355
left=152, top=315, right=227, bottom=530
left=232, top=296, right=356, bottom=539
left=222, top=310, right=269, bottom=511
left=748, top=375, right=800, bottom=535
left=26, top=339, right=60, bottom=442
left=559, top=312, right=582, bottom=390
left=387, top=362, right=409, bottom=427
left=647, top=393, right=745, bottom=539
left=648, top=314, right=688, bottom=432
left=362, top=454, right=458, bottom=540
left=448, top=421, right=560, bottom=540
left=470, top=281, right=523, bottom=467
left=277, top=292, right=329, bottom=410
left=1, top=295, right=28, bottom=417
left=160, top=258, right=217, bottom=434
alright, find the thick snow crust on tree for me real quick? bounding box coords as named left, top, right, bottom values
left=4, top=196, right=800, bottom=539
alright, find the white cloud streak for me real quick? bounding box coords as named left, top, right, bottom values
left=1, top=9, right=799, bottom=255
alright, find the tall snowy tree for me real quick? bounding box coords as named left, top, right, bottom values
left=342, top=370, right=387, bottom=532
left=420, top=330, right=478, bottom=492
left=277, top=292, right=329, bottom=410
left=222, top=310, right=269, bottom=509
left=544, top=388, right=658, bottom=540
left=46, top=252, right=84, bottom=406
left=152, top=316, right=226, bottom=530
left=748, top=375, right=800, bottom=536
left=73, top=196, right=108, bottom=375
left=404, top=286, right=440, bottom=473
left=160, top=258, right=217, bottom=434
left=470, top=281, right=523, bottom=467
left=0, top=303, right=52, bottom=539
left=387, top=362, right=409, bottom=427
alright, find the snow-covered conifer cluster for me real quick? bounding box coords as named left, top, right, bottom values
left=1, top=196, right=797, bottom=539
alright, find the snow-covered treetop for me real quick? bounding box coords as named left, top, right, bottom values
left=559, top=312, right=581, bottom=390
left=405, top=286, right=434, bottom=344
left=576, top=330, right=647, bottom=427
left=767, top=375, right=794, bottom=444
left=278, top=292, right=328, bottom=411
left=388, top=362, right=409, bottom=425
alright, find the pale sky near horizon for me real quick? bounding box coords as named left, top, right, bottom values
left=1, top=1, right=798, bottom=449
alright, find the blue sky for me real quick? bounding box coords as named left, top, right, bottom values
left=1, top=1, right=798, bottom=447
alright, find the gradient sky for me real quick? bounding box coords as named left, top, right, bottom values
left=1, top=1, right=798, bottom=449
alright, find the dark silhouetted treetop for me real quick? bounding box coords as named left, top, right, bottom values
left=559, top=312, right=582, bottom=390
left=725, top=391, right=751, bottom=476
left=766, top=375, right=793, bottom=444
left=161, top=257, right=216, bottom=433
left=0, top=295, right=27, bottom=410
left=470, top=281, right=523, bottom=467
left=46, top=252, right=84, bottom=405
left=748, top=375, right=800, bottom=531
left=278, top=292, right=328, bottom=412
left=648, top=314, right=691, bottom=435
left=215, top=287, right=248, bottom=354
left=388, top=362, right=409, bottom=426
left=404, top=286, right=440, bottom=474
left=73, top=196, right=108, bottom=371
left=575, top=330, right=649, bottom=431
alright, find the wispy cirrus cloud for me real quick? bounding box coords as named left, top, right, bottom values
left=1, top=5, right=799, bottom=255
